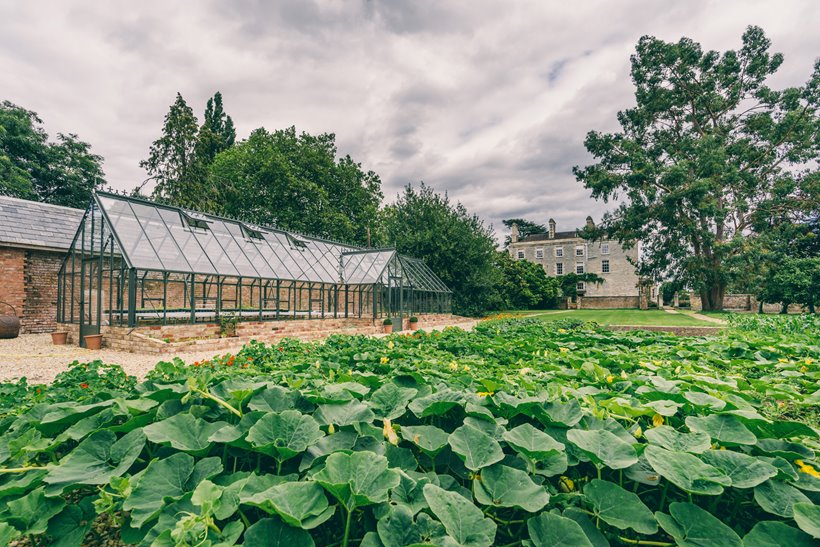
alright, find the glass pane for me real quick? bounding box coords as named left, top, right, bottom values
left=97, top=196, right=164, bottom=270
left=156, top=208, right=217, bottom=274
left=210, top=220, right=259, bottom=277
left=127, top=202, right=192, bottom=272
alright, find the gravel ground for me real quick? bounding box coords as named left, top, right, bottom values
left=0, top=320, right=479, bottom=384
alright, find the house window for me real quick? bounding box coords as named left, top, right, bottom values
left=516, top=250, right=525, bottom=259
left=555, top=247, right=563, bottom=257
left=576, top=263, right=585, bottom=274
left=577, top=282, right=586, bottom=292
left=555, top=263, right=563, bottom=275
left=602, top=259, right=610, bottom=273
left=575, top=245, right=585, bottom=257
left=601, top=243, right=610, bottom=255
left=535, top=248, right=544, bottom=259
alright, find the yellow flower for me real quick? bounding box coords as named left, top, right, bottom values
left=674, top=366, right=681, bottom=375
left=558, top=328, right=567, bottom=334
left=800, top=366, right=808, bottom=373
left=388, top=341, right=394, bottom=349
left=606, top=375, right=614, bottom=383
left=652, top=414, right=664, bottom=427
left=633, top=426, right=643, bottom=439
left=778, top=358, right=788, bottom=363
left=380, top=356, right=390, bottom=364
left=314, top=361, right=321, bottom=368
left=559, top=347, right=569, bottom=354
left=449, top=361, right=459, bottom=371
left=652, top=360, right=662, bottom=366
left=328, top=424, right=335, bottom=434
left=519, top=367, right=533, bottom=375
left=463, top=365, right=471, bottom=372
left=620, top=370, right=628, bottom=380
left=796, top=460, right=820, bottom=478
left=477, top=391, right=494, bottom=397
left=558, top=476, right=574, bottom=492
left=383, top=419, right=399, bottom=446
left=806, top=358, right=814, bottom=365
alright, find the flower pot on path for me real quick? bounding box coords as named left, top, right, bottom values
left=383, top=324, right=393, bottom=334
left=409, top=320, right=419, bottom=331
left=51, top=332, right=68, bottom=345
left=84, top=334, right=103, bottom=350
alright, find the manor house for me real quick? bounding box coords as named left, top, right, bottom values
left=508, top=217, right=642, bottom=308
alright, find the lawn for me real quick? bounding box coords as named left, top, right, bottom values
left=524, top=308, right=718, bottom=326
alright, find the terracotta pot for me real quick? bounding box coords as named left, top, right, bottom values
left=84, top=334, right=103, bottom=350
left=409, top=320, right=419, bottom=331
left=383, top=324, right=393, bottom=334
left=51, top=332, right=68, bottom=345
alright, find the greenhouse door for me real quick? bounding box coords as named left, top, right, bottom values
left=78, top=257, right=101, bottom=347
left=387, top=275, right=404, bottom=325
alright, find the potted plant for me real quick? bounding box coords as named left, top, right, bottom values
left=51, top=331, right=68, bottom=345
left=383, top=318, right=393, bottom=334
left=84, top=334, right=103, bottom=350
left=219, top=314, right=239, bottom=338
left=408, top=316, right=419, bottom=330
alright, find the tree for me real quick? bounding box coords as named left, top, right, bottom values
left=140, top=93, right=200, bottom=207
left=759, top=257, right=820, bottom=313
left=1, top=101, right=105, bottom=207
left=501, top=218, right=547, bottom=247
left=556, top=272, right=604, bottom=300
left=574, top=27, right=819, bottom=310
left=209, top=127, right=382, bottom=244
left=494, top=252, right=560, bottom=309
left=381, top=184, right=501, bottom=316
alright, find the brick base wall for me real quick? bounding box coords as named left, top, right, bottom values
left=0, top=248, right=25, bottom=321
left=577, top=296, right=640, bottom=309
left=60, top=313, right=466, bottom=354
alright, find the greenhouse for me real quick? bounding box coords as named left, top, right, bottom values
left=57, top=192, right=451, bottom=343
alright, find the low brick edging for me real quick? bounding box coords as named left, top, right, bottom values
left=608, top=325, right=725, bottom=336
left=59, top=314, right=467, bottom=354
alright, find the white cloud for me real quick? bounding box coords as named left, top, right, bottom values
left=1, top=0, right=817, bottom=240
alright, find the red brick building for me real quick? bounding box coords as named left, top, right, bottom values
left=0, top=196, right=84, bottom=333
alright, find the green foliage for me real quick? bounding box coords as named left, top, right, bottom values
left=0, top=100, right=105, bottom=207
left=501, top=218, right=546, bottom=247
left=0, top=319, right=817, bottom=545
left=574, top=26, right=820, bottom=310
left=758, top=257, right=820, bottom=313
left=556, top=271, right=604, bottom=299
left=494, top=252, right=560, bottom=310
left=382, top=184, right=500, bottom=315
left=208, top=127, right=382, bottom=245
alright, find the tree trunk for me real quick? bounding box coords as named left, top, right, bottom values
left=700, top=283, right=725, bottom=311
left=780, top=302, right=789, bottom=314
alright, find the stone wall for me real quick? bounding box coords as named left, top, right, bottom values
left=22, top=250, right=64, bottom=333
left=61, top=313, right=465, bottom=354
left=577, top=296, right=640, bottom=309
left=0, top=247, right=25, bottom=320
left=689, top=293, right=806, bottom=314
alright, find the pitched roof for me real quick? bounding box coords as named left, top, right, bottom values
left=519, top=230, right=579, bottom=242
left=0, top=196, right=85, bottom=252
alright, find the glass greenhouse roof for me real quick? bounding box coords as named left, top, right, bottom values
left=92, top=192, right=450, bottom=291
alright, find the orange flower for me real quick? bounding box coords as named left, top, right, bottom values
left=79, top=382, right=89, bottom=389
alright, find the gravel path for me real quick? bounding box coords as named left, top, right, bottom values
left=0, top=320, right=480, bottom=384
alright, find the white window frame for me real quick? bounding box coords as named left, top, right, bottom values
left=535, top=248, right=544, bottom=259
left=516, top=250, right=525, bottom=259
left=554, top=247, right=563, bottom=257
left=601, top=242, right=610, bottom=255
left=575, top=245, right=585, bottom=257
left=602, top=259, right=610, bottom=274
left=576, top=281, right=586, bottom=291
left=576, top=263, right=585, bottom=274
left=555, top=263, right=563, bottom=275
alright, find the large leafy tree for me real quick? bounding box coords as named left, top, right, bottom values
left=494, top=252, right=560, bottom=309
left=381, top=184, right=501, bottom=316
left=501, top=218, right=547, bottom=247
left=140, top=93, right=200, bottom=206
left=209, top=127, right=382, bottom=244
left=574, top=27, right=819, bottom=310
left=1, top=101, right=105, bottom=208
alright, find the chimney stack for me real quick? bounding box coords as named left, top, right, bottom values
left=548, top=218, right=556, bottom=239
left=510, top=223, right=519, bottom=243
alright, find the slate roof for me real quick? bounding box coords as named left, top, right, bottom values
left=519, top=230, right=579, bottom=242
left=0, top=196, right=85, bottom=252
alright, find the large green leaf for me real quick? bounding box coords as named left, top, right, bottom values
left=684, top=414, right=756, bottom=445
left=792, top=502, right=820, bottom=538
left=246, top=410, right=324, bottom=461
left=376, top=504, right=447, bottom=546
left=655, top=502, right=741, bottom=547
left=541, top=400, right=583, bottom=427
left=566, top=429, right=638, bottom=469
left=123, top=453, right=222, bottom=528
left=584, top=479, right=657, bottom=534
left=242, top=517, right=314, bottom=547
left=314, top=451, right=400, bottom=510
left=743, top=521, right=816, bottom=546
left=244, top=481, right=335, bottom=529
left=473, top=464, right=550, bottom=512
left=408, top=388, right=467, bottom=418
left=753, top=480, right=811, bottom=517
left=644, top=446, right=730, bottom=495
left=400, top=425, right=450, bottom=455
left=422, top=483, right=496, bottom=547
left=47, top=496, right=95, bottom=547
left=391, top=471, right=431, bottom=515
left=527, top=512, right=593, bottom=547
left=644, top=425, right=711, bottom=453
left=313, top=400, right=375, bottom=426
left=0, top=523, right=19, bottom=545
left=369, top=383, right=417, bottom=420
left=698, top=450, right=777, bottom=488
left=143, top=413, right=227, bottom=454
left=247, top=386, right=299, bottom=413
left=44, top=429, right=146, bottom=495
left=448, top=424, right=504, bottom=471
left=502, top=423, right=564, bottom=460
left=4, top=486, right=65, bottom=535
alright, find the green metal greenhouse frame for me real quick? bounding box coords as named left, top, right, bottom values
left=57, top=192, right=451, bottom=345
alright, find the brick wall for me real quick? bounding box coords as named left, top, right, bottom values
left=23, top=250, right=64, bottom=333
left=0, top=248, right=25, bottom=320
left=577, top=295, right=640, bottom=309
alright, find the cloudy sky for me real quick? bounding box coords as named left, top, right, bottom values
left=2, top=1, right=818, bottom=240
